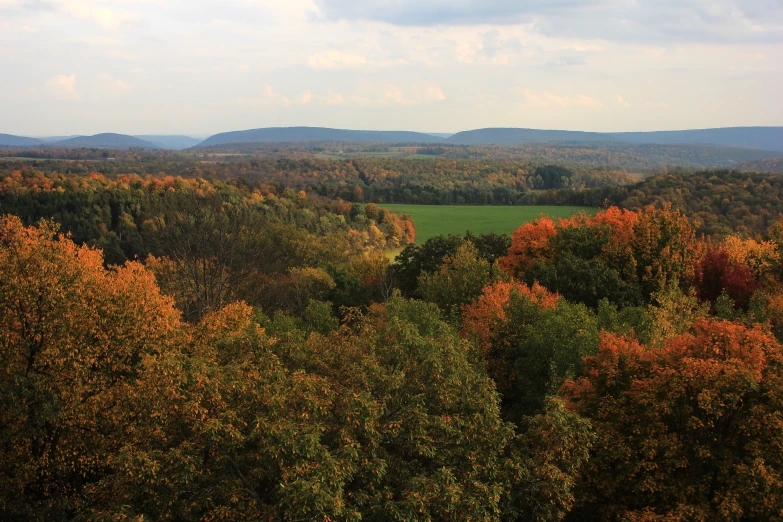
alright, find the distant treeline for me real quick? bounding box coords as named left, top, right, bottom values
left=3, top=159, right=783, bottom=238
left=5, top=136, right=780, bottom=170
left=0, top=156, right=637, bottom=205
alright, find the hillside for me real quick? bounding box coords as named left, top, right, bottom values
left=607, top=170, right=783, bottom=237
left=198, top=126, right=445, bottom=146
left=135, top=135, right=202, bottom=150
left=438, top=141, right=780, bottom=168
left=734, top=158, right=783, bottom=173
left=612, top=127, right=783, bottom=152
left=448, top=126, right=783, bottom=152
left=447, top=128, right=608, bottom=145
left=0, top=134, right=44, bottom=147
left=53, top=133, right=161, bottom=149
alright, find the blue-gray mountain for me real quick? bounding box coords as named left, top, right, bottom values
left=0, top=134, right=44, bottom=147
left=446, top=126, right=783, bottom=152
left=0, top=133, right=199, bottom=150
left=1, top=126, right=781, bottom=152
left=53, top=134, right=161, bottom=149
left=135, top=135, right=203, bottom=150
left=197, top=126, right=445, bottom=146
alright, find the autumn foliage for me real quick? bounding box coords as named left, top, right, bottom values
left=462, top=280, right=559, bottom=352
left=499, top=205, right=700, bottom=306
left=6, top=163, right=783, bottom=520
left=562, top=320, right=783, bottom=521
left=0, top=216, right=180, bottom=517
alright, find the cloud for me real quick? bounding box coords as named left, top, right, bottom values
left=59, top=1, right=137, bottom=31
left=522, top=88, right=545, bottom=107
left=312, top=0, right=783, bottom=44
left=101, top=73, right=131, bottom=93
left=326, top=90, right=345, bottom=105
left=614, top=94, right=630, bottom=107
left=307, top=50, right=368, bottom=70
left=46, top=73, right=79, bottom=100
left=263, top=84, right=290, bottom=106
left=522, top=88, right=602, bottom=108
left=298, top=90, right=313, bottom=104
left=545, top=55, right=587, bottom=67
left=384, top=85, right=404, bottom=104
left=414, top=83, right=446, bottom=102
left=543, top=92, right=601, bottom=108
left=313, top=0, right=597, bottom=26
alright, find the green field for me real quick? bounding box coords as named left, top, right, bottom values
left=381, top=204, right=596, bottom=244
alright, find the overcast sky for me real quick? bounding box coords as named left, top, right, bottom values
left=1, top=0, right=782, bottom=136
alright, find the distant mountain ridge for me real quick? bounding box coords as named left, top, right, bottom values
left=54, top=133, right=161, bottom=149
left=1, top=126, right=781, bottom=152
left=135, top=135, right=202, bottom=150
left=0, top=133, right=202, bottom=150
left=0, top=134, right=44, bottom=147
left=447, top=126, right=783, bottom=152
left=197, top=126, right=445, bottom=147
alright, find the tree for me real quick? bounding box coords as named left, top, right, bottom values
left=418, top=242, right=499, bottom=322
left=500, top=206, right=699, bottom=307
left=0, top=216, right=180, bottom=519
left=562, top=319, right=783, bottom=521
left=392, top=233, right=508, bottom=297
left=499, top=217, right=557, bottom=278
left=463, top=281, right=598, bottom=422
left=693, top=246, right=760, bottom=311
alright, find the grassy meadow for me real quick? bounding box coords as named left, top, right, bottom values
left=381, top=204, right=596, bottom=244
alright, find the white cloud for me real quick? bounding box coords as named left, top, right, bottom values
left=522, top=88, right=545, bottom=107
left=520, top=88, right=603, bottom=108
left=53, top=1, right=136, bottom=32
left=326, top=90, right=345, bottom=105
left=307, top=50, right=368, bottom=70
left=263, top=84, right=290, bottom=106
left=414, top=83, right=446, bottom=102
left=614, top=94, right=630, bottom=107
left=536, top=91, right=602, bottom=108
left=46, top=73, right=79, bottom=100
left=2, top=0, right=780, bottom=135
left=313, top=0, right=783, bottom=44
left=384, top=85, right=404, bottom=104
left=101, top=73, right=131, bottom=93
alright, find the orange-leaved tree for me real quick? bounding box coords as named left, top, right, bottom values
left=499, top=206, right=700, bottom=307
left=0, top=215, right=181, bottom=519
left=562, top=319, right=783, bottom=521
left=462, top=280, right=559, bottom=353
left=499, top=216, right=558, bottom=277
left=462, top=280, right=597, bottom=421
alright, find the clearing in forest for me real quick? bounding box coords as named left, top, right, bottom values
left=381, top=204, right=596, bottom=244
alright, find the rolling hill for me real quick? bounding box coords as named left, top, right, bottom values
left=447, top=126, right=783, bottom=152
left=53, top=133, right=161, bottom=149
left=198, top=126, right=445, bottom=147
left=447, top=128, right=608, bottom=146
left=135, top=135, right=202, bottom=150
left=0, top=134, right=44, bottom=147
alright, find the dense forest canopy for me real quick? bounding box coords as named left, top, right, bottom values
left=3, top=151, right=783, bottom=520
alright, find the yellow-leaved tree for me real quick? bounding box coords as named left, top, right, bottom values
left=0, top=215, right=181, bottom=519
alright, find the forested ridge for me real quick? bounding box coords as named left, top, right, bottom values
left=606, top=170, right=783, bottom=237
left=4, top=162, right=783, bottom=520
left=0, top=155, right=635, bottom=207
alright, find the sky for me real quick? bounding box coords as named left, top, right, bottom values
left=0, top=0, right=782, bottom=136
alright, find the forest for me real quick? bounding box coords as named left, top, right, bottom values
left=3, top=156, right=783, bottom=520
left=0, top=154, right=636, bottom=207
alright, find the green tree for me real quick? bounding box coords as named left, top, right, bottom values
left=419, top=242, right=500, bottom=322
